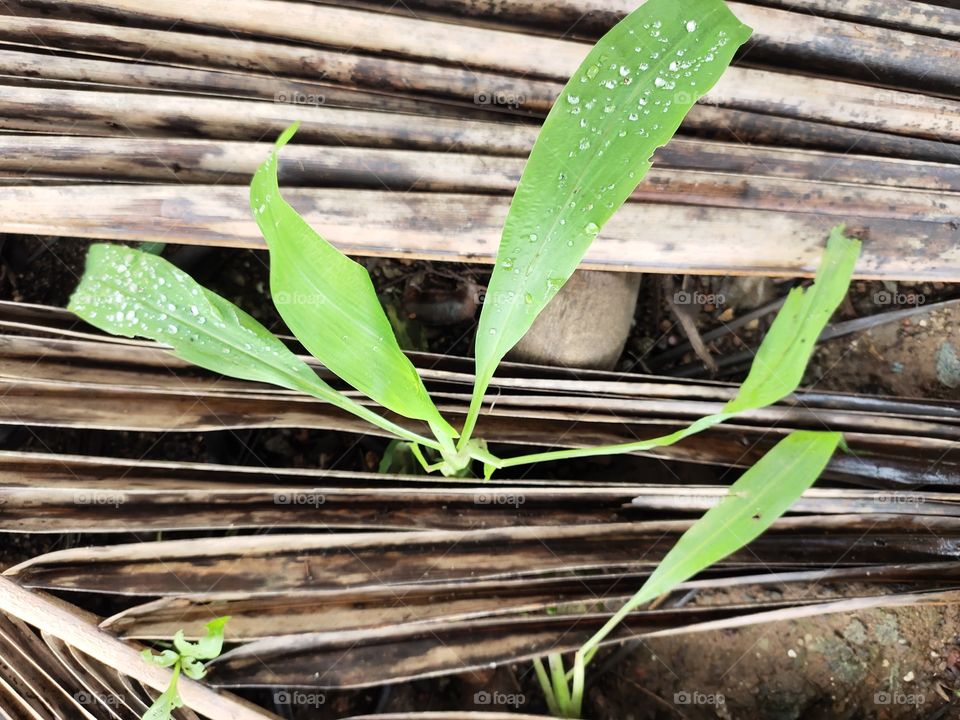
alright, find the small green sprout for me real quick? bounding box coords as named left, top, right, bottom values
left=139, top=616, right=230, bottom=720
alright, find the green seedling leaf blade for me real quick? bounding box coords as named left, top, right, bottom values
left=636, top=430, right=841, bottom=601
left=498, top=227, right=860, bottom=471
left=725, top=226, right=861, bottom=412
left=190, top=616, right=230, bottom=660
left=172, top=630, right=195, bottom=658
left=69, top=245, right=435, bottom=448
left=575, top=430, right=841, bottom=670
left=181, top=657, right=206, bottom=680
left=471, top=0, right=752, bottom=413
left=251, top=124, right=455, bottom=438
left=140, top=648, right=179, bottom=669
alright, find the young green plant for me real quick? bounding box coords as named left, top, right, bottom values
left=66, top=0, right=861, bottom=716
left=139, top=617, right=230, bottom=720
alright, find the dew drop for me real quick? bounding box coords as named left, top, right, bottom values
left=686, top=20, right=697, bottom=32
left=585, top=222, right=600, bottom=236
left=566, top=94, right=580, bottom=105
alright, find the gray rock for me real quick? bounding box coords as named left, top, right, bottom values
left=718, top=275, right=777, bottom=312
left=507, top=270, right=641, bottom=370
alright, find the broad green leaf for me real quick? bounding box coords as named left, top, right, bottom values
left=69, top=245, right=435, bottom=448
left=725, top=225, right=860, bottom=412
left=251, top=125, right=455, bottom=438
left=496, top=228, right=860, bottom=471
left=471, top=0, right=752, bottom=419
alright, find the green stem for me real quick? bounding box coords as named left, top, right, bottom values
left=301, top=379, right=443, bottom=451
left=533, top=657, right=562, bottom=717
left=456, top=369, right=493, bottom=452
left=496, top=412, right=732, bottom=469
left=549, top=653, right=573, bottom=714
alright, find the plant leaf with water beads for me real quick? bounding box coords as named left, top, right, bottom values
left=68, top=244, right=434, bottom=447
left=468, top=0, right=751, bottom=431
left=251, top=124, right=455, bottom=439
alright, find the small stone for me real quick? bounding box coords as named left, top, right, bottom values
left=787, top=649, right=798, bottom=658
left=903, top=671, right=915, bottom=682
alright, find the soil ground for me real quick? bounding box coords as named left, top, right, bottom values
left=2, top=234, right=959, bottom=719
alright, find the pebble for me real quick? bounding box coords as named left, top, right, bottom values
left=787, top=649, right=798, bottom=658
left=903, top=671, right=915, bottom=682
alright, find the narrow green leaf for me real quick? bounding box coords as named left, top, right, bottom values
left=68, top=245, right=437, bottom=449
left=725, top=226, right=861, bottom=412
left=469, top=0, right=752, bottom=430
left=496, top=228, right=860, bottom=470
left=577, top=429, right=841, bottom=663
left=635, top=431, right=841, bottom=601
left=251, top=125, right=455, bottom=438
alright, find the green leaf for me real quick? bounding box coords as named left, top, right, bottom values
left=190, top=616, right=231, bottom=660
left=251, top=125, right=455, bottom=439
left=725, top=225, right=861, bottom=412
left=142, top=664, right=182, bottom=720
left=572, top=430, right=842, bottom=684
left=496, top=227, right=860, bottom=471
left=180, top=657, right=206, bottom=680
left=632, top=430, right=841, bottom=602
left=69, top=244, right=437, bottom=449
left=467, top=0, right=752, bottom=435
left=140, top=648, right=178, bottom=668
